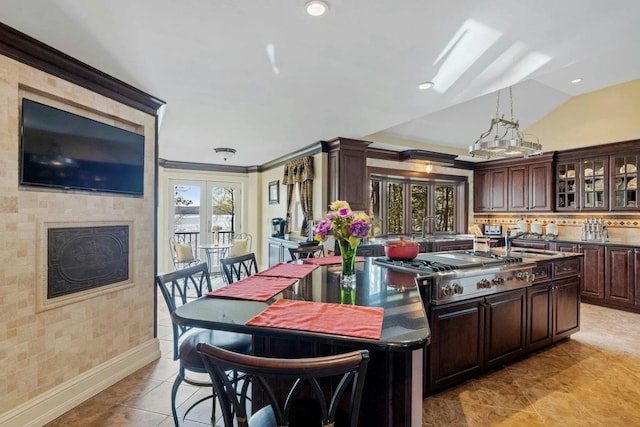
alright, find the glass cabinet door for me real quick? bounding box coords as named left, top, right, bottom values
left=582, top=157, right=607, bottom=210
left=612, top=154, right=638, bottom=209
left=556, top=161, right=578, bottom=210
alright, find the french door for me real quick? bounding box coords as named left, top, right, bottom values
left=169, top=179, right=242, bottom=269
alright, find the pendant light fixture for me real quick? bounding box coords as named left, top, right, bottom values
left=469, top=86, right=542, bottom=159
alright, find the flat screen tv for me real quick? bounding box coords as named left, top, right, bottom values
left=20, top=98, right=145, bottom=196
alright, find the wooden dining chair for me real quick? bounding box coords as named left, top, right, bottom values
left=197, top=343, right=370, bottom=427
left=288, top=244, right=324, bottom=261
left=156, top=263, right=252, bottom=425
left=220, top=252, right=259, bottom=284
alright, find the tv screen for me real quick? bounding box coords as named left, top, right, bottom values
left=20, top=98, right=145, bottom=196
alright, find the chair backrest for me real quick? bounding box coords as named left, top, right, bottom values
left=169, top=236, right=198, bottom=270
left=156, top=263, right=212, bottom=360
left=197, top=343, right=370, bottom=427
left=289, top=245, right=324, bottom=261
left=228, top=233, right=252, bottom=257
left=220, top=252, right=258, bottom=284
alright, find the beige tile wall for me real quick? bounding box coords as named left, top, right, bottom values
left=0, top=54, right=156, bottom=413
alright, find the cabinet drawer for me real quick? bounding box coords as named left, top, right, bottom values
left=532, top=264, right=552, bottom=282
left=512, top=239, right=548, bottom=250
left=553, top=259, right=580, bottom=278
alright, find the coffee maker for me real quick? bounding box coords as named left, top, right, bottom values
left=272, top=218, right=285, bottom=238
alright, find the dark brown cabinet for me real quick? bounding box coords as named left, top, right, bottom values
left=556, top=153, right=608, bottom=211
left=474, top=153, right=553, bottom=213
left=611, top=153, right=639, bottom=210
left=426, top=255, right=582, bottom=395
left=556, top=160, right=578, bottom=210
left=484, top=289, right=526, bottom=369
left=526, top=259, right=581, bottom=352
left=553, top=277, right=581, bottom=340
left=427, top=289, right=526, bottom=392
left=605, top=246, right=635, bottom=307
left=474, top=167, right=507, bottom=212
left=432, top=239, right=473, bottom=252
left=508, top=162, right=553, bottom=212
left=555, top=140, right=640, bottom=211
left=512, top=239, right=548, bottom=250
left=327, top=138, right=371, bottom=211
left=579, top=244, right=605, bottom=300
left=427, top=298, right=484, bottom=392
left=581, top=156, right=608, bottom=211
left=526, top=282, right=553, bottom=352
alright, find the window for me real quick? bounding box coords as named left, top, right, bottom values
left=370, top=173, right=466, bottom=236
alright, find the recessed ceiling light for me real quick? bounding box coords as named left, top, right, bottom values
left=417, top=81, right=434, bottom=90
left=571, top=78, right=583, bottom=84
left=305, top=1, right=329, bottom=16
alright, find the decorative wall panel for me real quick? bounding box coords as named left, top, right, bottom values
left=47, top=225, right=129, bottom=298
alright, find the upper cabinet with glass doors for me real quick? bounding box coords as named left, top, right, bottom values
left=581, top=156, right=608, bottom=210
left=612, top=153, right=638, bottom=209
left=555, top=140, right=640, bottom=211
left=556, top=160, right=578, bottom=210
left=555, top=154, right=608, bottom=211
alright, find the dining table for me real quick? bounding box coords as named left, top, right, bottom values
left=172, top=258, right=431, bottom=427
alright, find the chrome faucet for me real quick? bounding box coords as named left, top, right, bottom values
left=422, top=216, right=434, bottom=238
left=505, top=228, right=528, bottom=256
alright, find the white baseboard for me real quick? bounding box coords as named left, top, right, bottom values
left=0, top=338, right=161, bottom=427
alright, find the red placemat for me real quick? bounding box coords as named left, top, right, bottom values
left=255, top=262, right=318, bottom=279
left=302, top=256, right=366, bottom=266
left=207, top=276, right=297, bottom=302
left=246, top=299, right=384, bottom=340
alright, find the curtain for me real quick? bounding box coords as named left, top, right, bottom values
left=282, top=156, right=314, bottom=235
left=298, top=180, right=313, bottom=235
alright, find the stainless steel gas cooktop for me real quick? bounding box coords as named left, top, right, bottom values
left=374, top=250, right=536, bottom=305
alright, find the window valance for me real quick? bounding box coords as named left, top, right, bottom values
left=282, top=156, right=314, bottom=184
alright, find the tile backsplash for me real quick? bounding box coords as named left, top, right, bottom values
left=473, top=213, right=640, bottom=245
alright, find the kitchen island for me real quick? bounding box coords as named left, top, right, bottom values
left=172, top=259, right=430, bottom=427
left=374, top=248, right=583, bottom=394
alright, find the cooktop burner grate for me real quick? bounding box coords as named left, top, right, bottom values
left=376, top=257, right=456, bottom=273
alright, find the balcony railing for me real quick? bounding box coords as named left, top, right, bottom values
left=173, top=231, right=234, bottom=267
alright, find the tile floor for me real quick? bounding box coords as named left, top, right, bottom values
left=45, top=301, right=640, bottom=427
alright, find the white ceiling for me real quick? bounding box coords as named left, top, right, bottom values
left=2, top=0, right=640, bottom=166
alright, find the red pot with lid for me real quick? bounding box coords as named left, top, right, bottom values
left=384, top=236, right=420, bottom=260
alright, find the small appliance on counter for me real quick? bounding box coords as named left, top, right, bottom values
left=482, top=224, right=503, bottom=237
left=271, top=217, right=285, bottom=238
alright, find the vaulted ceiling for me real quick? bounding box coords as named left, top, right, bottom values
left=2, top=0, right=640, bottom=166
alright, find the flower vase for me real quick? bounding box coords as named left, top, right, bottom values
left=337, top=238, right=358, bottom=304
